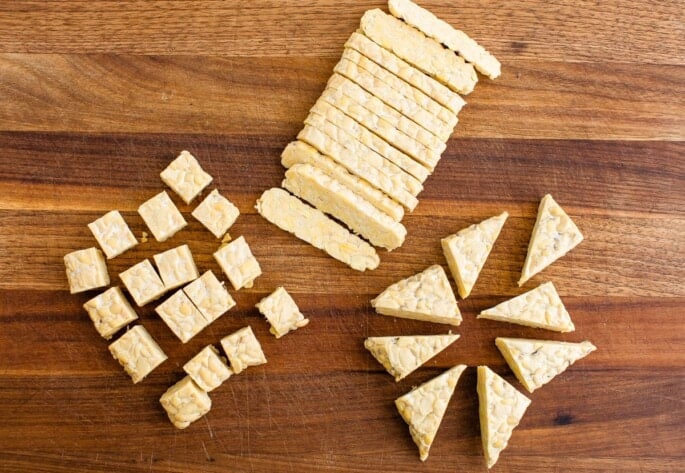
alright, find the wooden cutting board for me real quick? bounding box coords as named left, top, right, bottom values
left=0, top=1, right=683, bottom=472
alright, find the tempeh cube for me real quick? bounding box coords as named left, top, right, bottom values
left=87, top=210, right=138, bottom=259
left=83, top=286, right=138, bottom=339
left=138, top=191, right=187, bottom=242
left=183, top=345, right=232, bottom=392
left=160, top=376, right=212, bottom=429
left=153, top=244, right=199, bottom=290
left=191, top=189, right=240, bottom=239
left=119, top=259, right=167, bottom=307
left=108, top=325, right=167, bottom=383
left=183, top=270, right=235, bottom=323
left=160, top=150, right=213, bottom=204
left=213, top=236, right=262, bottom=290
left=64, top=247, right=110, bottom=294
left=155, top=289, right=208, bottom=343
left=220, top=326, right=267, bottom=374
left=256, top=287, right=309, bottom=338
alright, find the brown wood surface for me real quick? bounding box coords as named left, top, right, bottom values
left=0, top=1, right=683, bottom=472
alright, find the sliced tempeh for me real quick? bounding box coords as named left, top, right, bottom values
left=256, top=188, right=380, bottom=272
left=342, top=47, right=458, bottom=126
left=496, top=337, right=596, bottom=393
left=364, top=333, right=460, bottom=381
left=360, top=9, right=478, bottom=94
left=519, top=194, right=584, bottom=286
left=477, top=366, right=531, bottom=469
left=388, top=0, right=501, bottom=79
left=304, top=104, right=423, bottom=196
left=307, top=103, right=430, bottom=183
left=372, top=265, right=461, bottom=326
left=283, top=164, right=407, bottom=251
left=345, top=32, right=466, bottom=115
left=442, top=212, right=508, bottom=299
left=323, top=75, right=443, bottom=168
left=335, top=54, right=456, bottom=139
left=396, top=364, right=466, bottom=461
left=281, top=140, right=405, bottom=221
left=478, top=281, right=575, bottom=332
left=298, top=125, right=419, bottom=211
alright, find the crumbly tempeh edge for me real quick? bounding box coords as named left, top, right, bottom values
left=282, top=163, right=407, bottom=250
left=298, top=125, right=419, bottom=211
left=360, top=9, right=478, bottom=94
left=281, top=140, right=405, bottom=221
left=388, top=0, right=501, bottom=79
left=345, top=32, right=466, bottom=115
left=256, top=188, right=380, bottom=272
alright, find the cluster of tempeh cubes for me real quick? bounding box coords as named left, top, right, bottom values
left=64, top=151, right=310, bottom=429
left=257, top=0, right=501, bottom=271
left=364, top=194, right=593, bottom=468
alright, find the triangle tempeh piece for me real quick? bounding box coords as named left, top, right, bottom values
left=442, top=212, right=508, bottom=299
left=371, top=265, right=461, bottom=326
left=477, top=282, right=575, bottom=332
left=477, top=366, right=531, bottom=469
left=395, top=364, right=466, bottom=461
left=496, top=338, right=596, bottom=393
left=364, top=333, right=460, bottom=381
left=519, top=194, right=583, bottom=286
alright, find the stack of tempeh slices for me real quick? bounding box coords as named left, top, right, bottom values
left=257, top=0, right=500, bottom=271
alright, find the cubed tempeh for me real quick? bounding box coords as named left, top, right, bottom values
left=281, top=140, right=405, bottom=222
left=256, top=188, right=380, bottom=272
left=307, top=102, right=430, bottom=182
left=283, top=164, right=407, bottom=250
left=388, top=0, right=501, bottom=79
left=335, top=53, right=456, bottom=138
left=297, top=126, right=418, bottom=211
left=345, top=32, right=466, bottom=115
left=360, top=9, right=478, bottom=94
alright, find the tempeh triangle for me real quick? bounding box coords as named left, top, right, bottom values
left=442, top=212, right=508, bottom=298
left=519, top=194, right=583, bottom=286
left=477, top=366, right=531, bottom=469
left=496, top=338, right=596, bottom=393
left=478, top=282, right=575, bottom=332
left=371, top=265, right=461, bottom=326
left=364, top=333, right=460, bottom=381
left=395, top=364, right=466, bottom=461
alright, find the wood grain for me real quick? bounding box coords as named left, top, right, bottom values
left=1, top=1, right=683, bottom=472
left=0, top=55, right=682, bottom=139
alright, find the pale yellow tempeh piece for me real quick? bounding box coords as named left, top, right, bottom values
left=335, top=54, right=456, bottom=140
left=298, top=125, right=419, bottom=211
left=372, top=265, right=461, bottom=326
left=364, top=333, right=460, bottom=381
left=256, top=188, right=380, bottom=272
left=281, top=141, right=404, bottom=222
left=478, top=281, right=575, bottom=332
left=477, top=366, right=531, bottom=468
left=360, top=9, right=478, bottom=94
left=283, top=164, right=407, bottom=251
left=341, top=47, right=458, bottom=127
left=345, top=32, right=466, bottom=115
left=306, top=103, right=430, bottom=183
left=396, top=364, right=466, bottom=460
left=441, top=212, right=508, bottom=299
left=388, top=0, right=501, bottom=79
left=324, top=74, right=445, bottom=165
left=305, top=102, right=423, bottom=197
left=322, top=72, right=449, bottom=154
left=519, top=194, right=584, bottom=286
left=495, top=338, right=596, bottom=393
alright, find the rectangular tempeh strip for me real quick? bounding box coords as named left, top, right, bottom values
left=322, top=77, right=442, bottom=169
left=306, top=100, right=423, bottom=197
left=281, top=141, right=405, bottom=222
left=341, top=47, right=458, bottom=128
left=388, top=0, right=501, bottom=79
left=307, top=102, right=430, bottom=183
left=298, top=126, right=419, bottom=211
left=283, top=163, right=407, bottom=250
left=335, top=55, right=456, bottom=140
left=360, top=9, right=478, bottom=94
left=345, top=32, right=466, bottom=115
left=326, top=74, right=446, bottom=153
left=256, top=188, right=380, bottom=272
